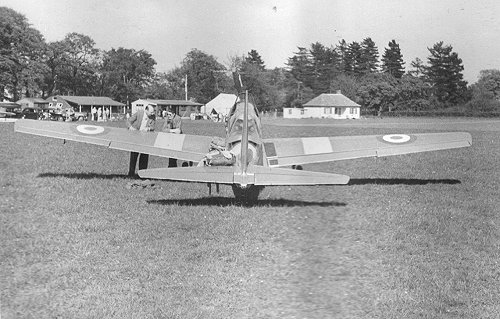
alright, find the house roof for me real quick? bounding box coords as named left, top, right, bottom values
left=47, top=96, right=125, bottom=106
left=0, top=101, right=21, bottom=109
left=17, top=97, right=46, bottom=104
left=138, top=99, right=203, bottom=106
left=204, top=93, right=238, bottom=115
left=303, top=93, right=360, bottom=107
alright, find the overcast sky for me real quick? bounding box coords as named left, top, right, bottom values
left=1, top=0, right=499, bottom=83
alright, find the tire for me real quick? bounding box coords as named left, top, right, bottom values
left=231, top=185, right=263, bottom=205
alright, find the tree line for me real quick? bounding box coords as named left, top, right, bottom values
left=2, top=7, right=499, bottom=115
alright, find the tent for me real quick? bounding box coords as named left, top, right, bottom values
left=204, top=93, right=238, bottom=117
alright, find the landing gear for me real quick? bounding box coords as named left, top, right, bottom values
left=231, top=185, right=263, bottom=204
left=292, top=165, right=303, bottom=170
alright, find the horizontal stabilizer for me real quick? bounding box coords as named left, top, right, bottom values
left=138, top=166, right=237, bottom=184
left=251, top=166, right=349, bottom=185
left=138, top=166, right=349, bottom=186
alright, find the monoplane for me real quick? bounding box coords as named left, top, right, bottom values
left=14, top=92, right=472, bottom=202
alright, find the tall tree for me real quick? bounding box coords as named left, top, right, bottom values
left=181, top=49, right=228, bottom=104
left=476, top=69, right=500, bottom=99
left=425, top=41, right=467, bottom=104
left=381, top=40, right=405, bottom=78
left=408, top=57, right=425, bottom=78
left=0, top=7, right=48, bottom=100
left=309, top=42, right=339, bottom=94
left=245, top=49, right=265, bottom=71
left=467, top=69, right=500, bottom=112
left=42, top=41, right=70, bottom=97
left=100, top=47, right=156, bottom=106
left=360, top=37, right=379, bottom=74
left=396, top=75, right=432, bottom=111
left=286, top=47, right=312, bottom=86
left=55, top=33, right=100, bottom=96
left=345, top=41, right=363, bottom=76
left=358, top=73, right=399, bottom=115
left=336, top=39, right=349, bottom=74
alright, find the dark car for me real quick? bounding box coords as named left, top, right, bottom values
left=18, top=107, right=41, bottom=120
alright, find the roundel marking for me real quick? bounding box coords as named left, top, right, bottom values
left=76, top=125, right=106, bottom=135
left=382, top=134, right=411, bottom=144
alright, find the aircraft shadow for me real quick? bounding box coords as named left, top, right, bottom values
left=348, top=178, right=461, bottom=185
left=38, top=172, right=133, bottom=180
left=148, top=197, right=347, bottom=208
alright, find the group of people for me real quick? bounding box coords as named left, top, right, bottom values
left=90, top=106, right=111, bottom=121
left=126, top=104, right=182, bottom=177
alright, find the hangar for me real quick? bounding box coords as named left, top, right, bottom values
left=132, top=99, right=203, bottom=118
left=44, top=96, right=125, bottom=116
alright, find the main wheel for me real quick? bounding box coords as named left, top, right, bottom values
left=231, top=185, right=263, bottom=204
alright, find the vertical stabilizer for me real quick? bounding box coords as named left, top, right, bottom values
left=240, top=90, right=249, bottom=175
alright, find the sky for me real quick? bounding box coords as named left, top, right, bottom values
left=1, top=0, right=499, bottom=84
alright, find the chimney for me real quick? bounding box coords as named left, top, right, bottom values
left=336, top=90, right=342, bottom=94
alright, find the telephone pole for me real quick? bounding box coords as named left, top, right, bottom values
left=184, top=74, right=188, bottom=101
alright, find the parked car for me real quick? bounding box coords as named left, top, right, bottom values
left=73, top=111, right=88, bottom=121
left=18, top=107, right=41, bottom=120
left=40, top=108, right=65, bottom=121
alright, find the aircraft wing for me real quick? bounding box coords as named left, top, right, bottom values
left=14, top=119, right=213, bottom=162
left=263, top=132, right=472, bottom=167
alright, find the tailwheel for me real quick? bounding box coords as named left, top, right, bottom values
left=231, top=185, right=264, bottom=205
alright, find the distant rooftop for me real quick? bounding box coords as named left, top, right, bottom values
left=49, top=96, right=125, bottom=106
left=141, top=99, right=203, bottom=106
left=303, top=93, right=360, bottom=107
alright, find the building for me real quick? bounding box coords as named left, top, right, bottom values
left=16, top=97, right=45, bottom=110
left=204, top=93, right=238, bottom=117
left=44, top=96, right=125, bottom=115
left=283, top=92, right=361, bottom=119
left=131, top=99, right=203, bottom=118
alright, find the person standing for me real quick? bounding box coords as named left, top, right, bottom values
left=162, top=111, right=182, bottom=167
left=126, top=104, right=156, bottom=176
left=105, top=107, right=110, bottom=121
left=91, top=106, right=97, bottom=121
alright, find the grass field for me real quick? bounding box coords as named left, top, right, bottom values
left=1, top=117, right=499, bottom=318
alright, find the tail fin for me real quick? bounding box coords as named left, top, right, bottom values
left=240, top=90, right=249, bottom=175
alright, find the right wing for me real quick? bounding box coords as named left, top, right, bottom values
left=263, top=132, right=472, bottom=167
left=14, top=119, right=214, bottom=162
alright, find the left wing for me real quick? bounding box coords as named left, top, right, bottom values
left=14, top=119, right=213, bottom=162
left=263, top=132, right=472, bottom=167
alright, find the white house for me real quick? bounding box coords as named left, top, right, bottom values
left=283, top=92, right=361, bottom=119
left=204, top=93, right=238, bottom=117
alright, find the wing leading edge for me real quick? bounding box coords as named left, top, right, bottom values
left=263, top=132, right=472, bottom=167
left=14, top=119, right=213, bottom=162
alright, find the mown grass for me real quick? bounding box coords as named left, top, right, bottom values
left=1, top=117, right=499, bottom=318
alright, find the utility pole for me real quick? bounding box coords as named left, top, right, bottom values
left=184, top=74, right=188, bottom=101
